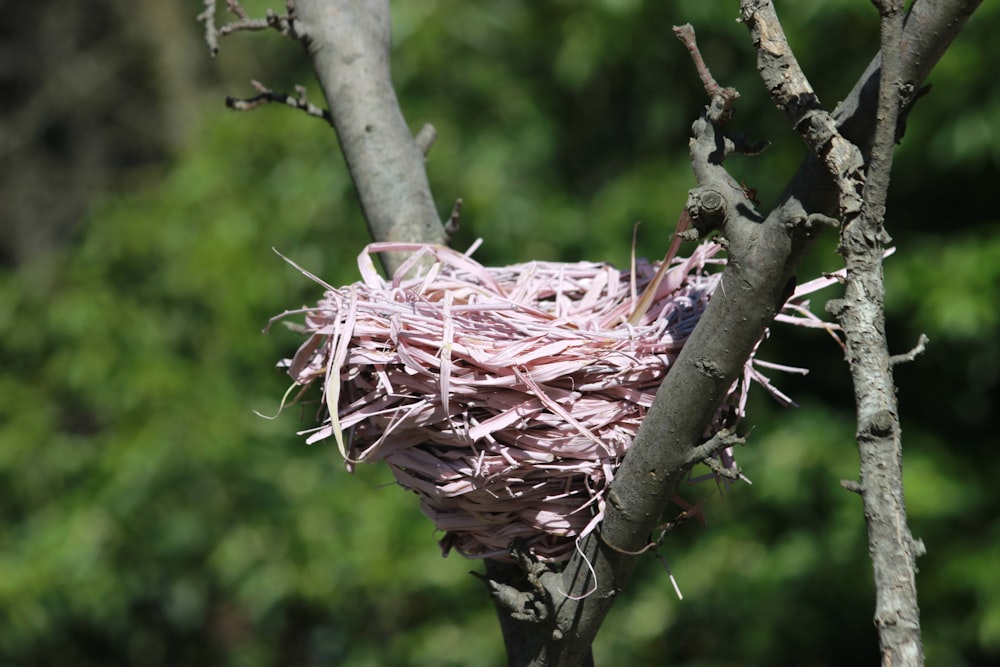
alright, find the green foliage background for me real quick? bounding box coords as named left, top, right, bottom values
left=1, top=1, right=998, bottom=665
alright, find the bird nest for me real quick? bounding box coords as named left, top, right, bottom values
left=272, top=240, right=836, bottom=562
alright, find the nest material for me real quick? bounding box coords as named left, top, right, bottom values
left=276, top=241, right=835, bottom=561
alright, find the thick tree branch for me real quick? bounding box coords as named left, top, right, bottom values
left=741, top=0, right=866, bottom=222
left=493, top=3, right=983, bottom=664
left=201, top=0, right=448, bottom=275
left=835, top=1, right=925, bottom=664
left=293, top=0, right=447, bottom=275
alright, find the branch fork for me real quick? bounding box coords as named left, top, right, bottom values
left=682, top=81, right=766, bottom=253
left=198, top=0, right=300, bottom=56
left=741, top=1, right=934, bottom=663
left=742, top=0, right=868, bottom=227
left=475, top=542, right=562, bottom=624
left=203, top=0, right=983, bottom=662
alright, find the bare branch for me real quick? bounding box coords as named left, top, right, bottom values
left=835, top=1, right=926, bottom=661
left=444, top=198, right=463, bottom=241
left=834, top=0, right=984, bottom=159
left=673, top=24, right=729, bottom=98
left=521, top=4, right=983, bottom=665
left=197, top=0, right=220, bottom=56
left=841, top=479, right=864, bottom=495
left=217, top=9, right=295, bottom=39
left=197, top=0, right=299, bottom=57
left=294, top=0, right=447, bottom=275
left=225, top=81, right=333, bottom=125
left=414, top=122, right=437, bottom=156
left=889, top=333, right=930, bottom=367
left=741, top=0, right=865, bottom=223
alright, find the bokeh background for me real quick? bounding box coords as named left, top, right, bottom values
left=2, top=1, right=998, bottom=665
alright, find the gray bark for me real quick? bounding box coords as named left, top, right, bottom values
left=293, top=0, right=446, bottom=275
left=834, top=1, right=926, bottom=663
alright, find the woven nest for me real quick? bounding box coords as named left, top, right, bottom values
left=274, top=240, right=836, bottom=562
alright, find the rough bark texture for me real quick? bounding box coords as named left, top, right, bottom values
left=835, top=2, right=925, bottom=664
left=748, top=1, right=930, bottom=663
left=293, top=0, right=446, bottom=275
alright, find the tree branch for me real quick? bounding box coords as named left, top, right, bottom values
left=293, top=0, right=447, bottom=275
left=889, top=333, right=930, bottom=367
left=201, top=0, right=448, bottom=275
left=198, top=0, right=299, bottom=57
left=492, top=3, right=983, bottom=664
left=741, top=0, right=866, bottom=223
left=225, top=80, right=333, bottom=125
left=207, top=1, right=981, bottom=663
left=834, top=1, right=925, bottom=663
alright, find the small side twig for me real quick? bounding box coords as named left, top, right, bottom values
left=444, top=198, right=463, bottom=241
left=226, top=81, right=333, bottom=126
left=786, top=212, right=842, bottom=239
left=699, top=454, right=744, bottom=482
left=673, top=24, right=723, bottom=97
left=840, top=479, right=864, bottom=495
left=683, top=428, right=745, bottom=468
left=672, top=22, right=763, bottom=252
left=889, top=333, right=930, bottom=367
left=198, top=0, right=299, bottom=57
left=674, top=24, right=740, bottom=121
left=414, top=123, right=437, bottom=156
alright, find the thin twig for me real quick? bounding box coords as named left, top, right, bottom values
left=699, top=455, right=744, bottom=481
left=840, top=479, right=864, bottom=495
left=889, top=333, right=929, bottom=366
left=218, top=8, right=295, bottom=38
left=444, top=198, right=463, bottom=240
left=226, top=81, right=333, bottom=125
left=225, top=0, right=248, bottom=19
left=197, top=0, right=220, bottom=56
left=674, top=24, right=740, bottom=123
left=198, top=0, right=299, bottom=56
left=673, top=24, right=722, bottom=96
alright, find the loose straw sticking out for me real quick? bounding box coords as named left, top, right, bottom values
left=276, top=240, right=838, bottom=562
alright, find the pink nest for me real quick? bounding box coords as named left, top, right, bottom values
left=275, top=240, right=836, bottom=561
